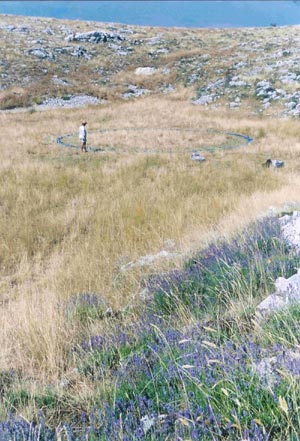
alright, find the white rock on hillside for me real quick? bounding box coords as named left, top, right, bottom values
left=65, top=30, right=124, bottom=43
left=256, top=212, right=300, bottom=321
left=256, top=293, right=286, bottom=319
left=135, top=67, right=157, bottom=75
left=193, top=95, right=214, bottom=105
left=280, top=211, right=300, bottom=251
left=27, top=48, right=53, bottom=59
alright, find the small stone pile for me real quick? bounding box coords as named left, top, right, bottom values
left=37, top=95, right=101, bottom=110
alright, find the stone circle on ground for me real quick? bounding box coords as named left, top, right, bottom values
left=56, top=127, right=253, bottom=154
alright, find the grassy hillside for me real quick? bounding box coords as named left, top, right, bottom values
left=1, top=13, right=300, bottom=440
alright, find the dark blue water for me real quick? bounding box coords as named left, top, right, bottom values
left=1, top=1, right=300, bottom=28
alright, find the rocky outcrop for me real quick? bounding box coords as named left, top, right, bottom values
left=53, top=46, right=91, bottom=58
left=280, top=211, right=300, bottom=252
left=65, top=30, right=124, bottom=43
left=256, top=212, right=300, bottom=321
left=37, top=95, right=101, bottom=109
left=26, top=48, right=53, bottom=59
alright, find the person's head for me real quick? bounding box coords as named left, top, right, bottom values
left=82, top=121, right=87, bottom=126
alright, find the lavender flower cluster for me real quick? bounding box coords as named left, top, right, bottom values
left=71, top=316, right=300, bottom=439
left=2, top=216, right=300, bottom=439
left=147, top=216, right=299, bottom=314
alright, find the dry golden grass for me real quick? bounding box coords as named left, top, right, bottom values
left=0, top=93, right=300, bottom=381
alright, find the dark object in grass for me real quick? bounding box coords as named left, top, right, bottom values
left=263, top=158, right=284, bottom=168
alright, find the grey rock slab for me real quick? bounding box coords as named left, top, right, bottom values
left=275, top=273, right=300, bottom=301
left=256, top=294, right=286, bottom=320
left=254, top=350, right=300, bottom=386
left=66, top=30, right=124, bottom=43
left=27, top=48, right=52, bottom=59
left=280, top=212, right=300, bottom=251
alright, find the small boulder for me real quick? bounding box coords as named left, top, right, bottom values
left=193, top=95, right=213, bottom=105
left=191, top=152, right=205, bottom=162
left=27, top=48, right=53, bottom=59
left=256, top=269, right=300, bottom=321
left=135, top=67, right=157, bottom=75
left=255, top=294, right=286, bottom=320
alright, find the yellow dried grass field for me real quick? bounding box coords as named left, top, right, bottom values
left=0, top=93, right=300, bottom=380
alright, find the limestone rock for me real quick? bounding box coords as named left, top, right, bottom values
left=256, top=274, right=300, bottom=321
left=27, top=48, right=53, bottom=59
left=254, top=350, right=300, bottom=386
left=65, top=30, right=124, bottom=43
left=280, top=212, right=300, bottom=252
left=256, top=294, right=286, bottom=320
left=135, top=67, right=157, bottom=75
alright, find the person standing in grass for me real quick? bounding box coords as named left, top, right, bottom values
left=79, top=121, right=88, bottom=152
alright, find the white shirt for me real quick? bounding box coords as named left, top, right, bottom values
left=79, top=125, right=87, bottom=140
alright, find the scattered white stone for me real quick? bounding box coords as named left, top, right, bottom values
left=141, top=415, right=155, bottom=434
left=162, top=84, right=175, bottom=94
left=229, top=79, right=247, bottom=87
left=135, top=67, right=157, bottom=75
left=52, top=76, right=70, bottom=86
left=145, top=36, right=164, bottom=45
left=191, top=151, right=205, bottom=161
left=27, top=48, right=52, bottom=59
left=44, top=27, right=55, bottom=35
left=193, top=95, right=213, bottom=105
left=229, top=102, right=240, bottom=109
left=37, top=95, right=101, bottom=110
